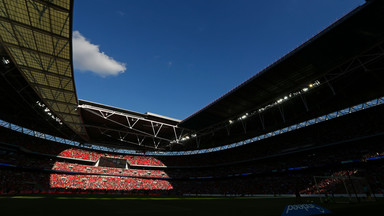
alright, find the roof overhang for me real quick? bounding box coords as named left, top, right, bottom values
left=78, top=100, right=185, bottom=150
left=0, top=0, right=88, bottom=140
left=179, top=0, right=384, bottom=131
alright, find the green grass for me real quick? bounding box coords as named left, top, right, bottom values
left=0, top=195, right=383, bottom=216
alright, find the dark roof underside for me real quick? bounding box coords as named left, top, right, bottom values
left=78, top=100, right=183, bottom=151
left=179, top=0, right=384, bottom=131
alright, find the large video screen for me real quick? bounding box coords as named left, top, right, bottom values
left=98, top=157, right=127, bottom=169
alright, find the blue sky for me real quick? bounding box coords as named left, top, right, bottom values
left=72, top=0, right=365, bottom=120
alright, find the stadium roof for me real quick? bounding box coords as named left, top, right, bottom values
left=78, top=100, right=185, bottom=150
left=172, top=0, right=384, bottom=150
left=1, top=0, right=384, bottom=152
left=0, top=0, right=87, bottom=140
left=179, top=0, right=384, bottom=131
left=0, top=44, right=78, bottom=139
left=74, top=0, right=384, bottom=151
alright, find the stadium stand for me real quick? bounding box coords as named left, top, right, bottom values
left=1, top=116, right=384, bottom=196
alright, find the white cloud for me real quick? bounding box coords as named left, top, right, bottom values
left=72, top=31, right=126, bottom=77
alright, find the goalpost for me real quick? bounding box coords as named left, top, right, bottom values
left=313, top=175, right=375, bottom=203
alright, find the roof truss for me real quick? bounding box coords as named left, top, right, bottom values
left=79, top=103, right=186, bottom=150
left=0, top=0, right=88, bottom=140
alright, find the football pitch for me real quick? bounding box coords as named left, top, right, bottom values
left=0, top=195, right=383, bottom=216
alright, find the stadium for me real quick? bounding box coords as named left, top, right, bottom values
left=1, top=0, right=384, bottom=215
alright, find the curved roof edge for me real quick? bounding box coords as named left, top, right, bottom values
left=179, top=0, right=381, bottom=130
left=0, top=0, right=88, bottom=140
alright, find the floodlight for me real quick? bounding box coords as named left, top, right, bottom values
left=2, top=57, right=10, bottom=64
